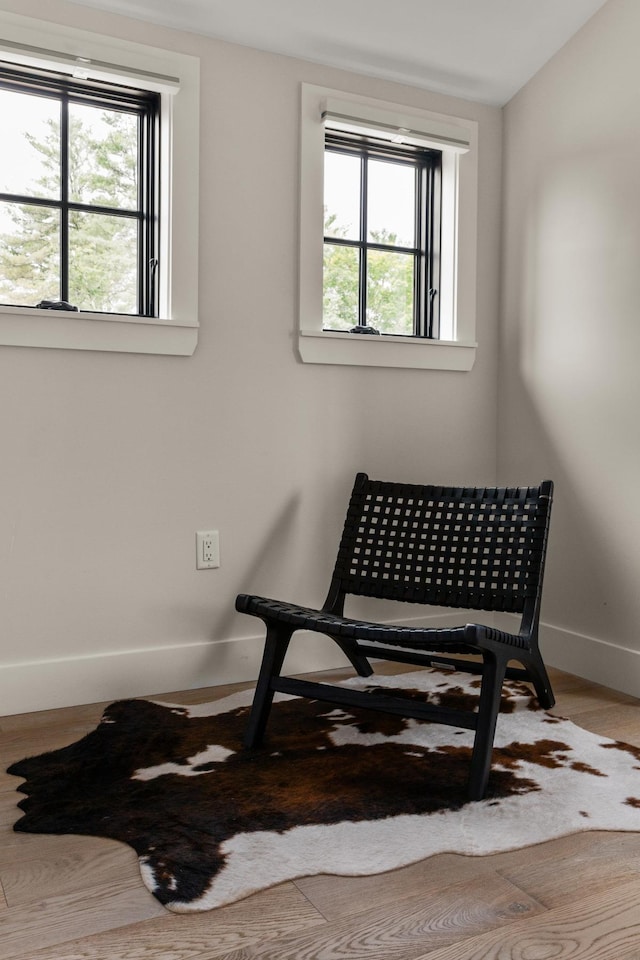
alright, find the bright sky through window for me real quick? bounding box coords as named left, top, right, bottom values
left=323, top=151, right=416, bottom=244
left=0, top=90, right=57, bottom=197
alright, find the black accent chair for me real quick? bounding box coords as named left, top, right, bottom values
left=236, top=473, right=554, bottom=801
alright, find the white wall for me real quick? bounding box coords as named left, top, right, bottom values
left=500, top=0, right=640, bottom=695
left=0, top=0, right=503, bottom=714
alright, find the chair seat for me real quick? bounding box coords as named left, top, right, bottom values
left=235, top=593, right=530, bottom=652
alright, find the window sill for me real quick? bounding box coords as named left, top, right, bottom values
left=0, top=305, right=198, bottom=356
left=298, top=330, right=476, bottom=371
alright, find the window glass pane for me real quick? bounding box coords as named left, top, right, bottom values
left=367, top=159, right=415, bottom=248
left=69, top=211, right=138, bottom=313
left=323, top=242, right=359, bottom=330
left=366, top=249, right=414, bottom=335
left=0, top=90, right=60, bottom=200
left=324, top=151, right=360, bottom=241
left=69, top=103, right=139, bottom=210
left=0, top=201, right=60, bottom=305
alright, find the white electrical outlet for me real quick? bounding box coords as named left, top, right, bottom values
left=196, top=530, right=220, bottom=569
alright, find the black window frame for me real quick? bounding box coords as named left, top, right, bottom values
left=323, top=129, right=442, bottom=338
left=0, top=63, right=160, bottom=318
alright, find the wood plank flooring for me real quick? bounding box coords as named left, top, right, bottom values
left=2, top=665, right=640, bottom=960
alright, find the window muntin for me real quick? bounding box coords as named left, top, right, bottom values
left=323, top=131, right=441, bottom=338
left=0, top=65, right=159, bottom=317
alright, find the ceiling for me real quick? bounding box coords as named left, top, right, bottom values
left=69, top=0, right=608, bottom=105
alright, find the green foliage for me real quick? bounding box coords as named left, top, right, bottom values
left=323, top=209, right=414, bottom=334
left=0, top=201, right=60, bottom=305
left=0, top=110, right=139, bottom=313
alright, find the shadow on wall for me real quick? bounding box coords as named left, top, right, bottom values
left=201, top=492, right=302, bottom=674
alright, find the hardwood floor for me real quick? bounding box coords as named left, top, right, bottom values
left=2, top=665, right=640, bottom=959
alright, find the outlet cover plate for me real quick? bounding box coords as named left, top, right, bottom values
left=196, top=530, right=220, bottom=569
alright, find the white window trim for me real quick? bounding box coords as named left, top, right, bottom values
left=299, top=84, right=478, bottom=371
left=0, top=12, right=199, bottom=356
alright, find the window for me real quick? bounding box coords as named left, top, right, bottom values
left=0, top=65, right=159, bottom=317
left=299, top=85, right=478, bottom=371
left=0, top=11, right=199, bottom=355
left=323, top=131, right=440, bottom=338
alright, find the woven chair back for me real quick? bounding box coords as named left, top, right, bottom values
left=332, top=474, right=553, bottom=613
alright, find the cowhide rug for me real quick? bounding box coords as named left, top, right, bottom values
left=8, top=668, right=640, bottom=913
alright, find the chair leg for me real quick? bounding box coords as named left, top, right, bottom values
left=524, top=649, right=555, bottom=709
left=244, top=624, right=293, bottom=749
left=331, top=636, right=374, bottom=677
left=467, top=653, right=508, bottom=801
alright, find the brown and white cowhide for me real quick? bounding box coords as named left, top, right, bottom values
left=8, top=668, right=640, bottom=913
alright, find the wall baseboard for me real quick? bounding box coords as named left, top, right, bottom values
left=0, top=611, right=464, bottom=717
left=492, top=612, right=640, bottom=699
left=538, top=621, right=640, bottom=699
left=0, top=635, right=347, bottom=717
left=3, top=613, right=638, bottom=717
